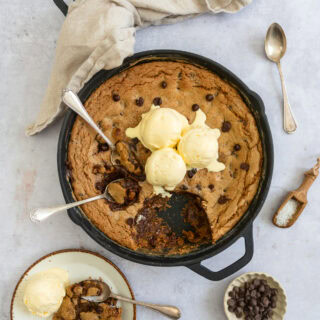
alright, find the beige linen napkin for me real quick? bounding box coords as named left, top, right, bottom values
left=26, top=0, right=251, bottom=135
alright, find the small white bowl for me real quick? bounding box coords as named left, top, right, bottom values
left=224, top=272, right=287, bottom=320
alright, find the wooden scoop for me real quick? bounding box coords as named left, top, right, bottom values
left=273, top=157, right=320, bottom=228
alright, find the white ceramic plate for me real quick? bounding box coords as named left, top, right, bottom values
left=224, top=272, right=287, bottom=320
left=11, top=249, right=136, bottom=320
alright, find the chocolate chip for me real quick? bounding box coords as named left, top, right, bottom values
left=153, top=97, right=162, bottom=105
left=234, top=144, right=241, bottom=151
left=262, top=297, right=269, bottom=307
left=95, top=181, right=106, bottom=192
left=222, top=121, right=232, bottom=132
left=192, top=104, right=200, bottom=111
left=98, top=143, right=109, bottom=152
left=132, top=137, right=139, bottom=144
left=240, top=163, right=250, bottom=171
left=228, top=306, right=235, bottom=313
left=206, top=94, right=214, bottom=101
left=135, top=97, right=144, bottom=106
left=196, top=184, right=202, bottom=191
left=92, top=165, right=101, bottom=174
left=253, top=279, right=260, bottom=287
left=96, top=306, right=104, bottom=314
left=126, top=218, right=134, bottom=226
left=227, top=299, right=236, bottom=307
left=181, top=185, right=188, bottom=191
left=112, top=93, right=120, bottom=101
left=208, top=184, right=214, bottom=191
left=187, top=168, right=197, bottom=179
left=161, top=81, right=167, bottom=88
left=218, top=195, right=229, bottom=204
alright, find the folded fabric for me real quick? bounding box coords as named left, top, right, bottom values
left=26, top=0, right=251, bottom=135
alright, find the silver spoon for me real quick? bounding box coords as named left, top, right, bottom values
left=62, top=89, right=141, bottom=171
left=63, top=89, right=115, bottom=149
left=30, top=180, right=124, bottom=222
left=265, top=23, right=297, bottom=134
left=82, top=280, right=181, bottom=319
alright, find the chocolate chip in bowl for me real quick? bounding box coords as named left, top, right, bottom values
left=224, top=272, right=287, bottom=320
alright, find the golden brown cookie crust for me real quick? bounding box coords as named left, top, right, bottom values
left=67, top=61, right=262, bottom=252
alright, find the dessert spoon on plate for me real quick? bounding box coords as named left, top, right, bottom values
left=82, top=280, right=181, bottom=319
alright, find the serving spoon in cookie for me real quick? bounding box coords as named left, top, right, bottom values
left=30, top=179, right=139, bottom=222
left=62, top=89, right=143, bottom=177
left=82, top=280, right=181, bottom=319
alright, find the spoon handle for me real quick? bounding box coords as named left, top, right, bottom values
left=62, top=89, right=115, bottom=148
left=111, top=293, right=181, bottom=319
left=30, top=194, right=105, bottom=222
left=277, top=62, right=297, bottom=134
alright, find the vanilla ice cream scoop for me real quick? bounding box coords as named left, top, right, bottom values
left=23, top=268, right=69, bottom=317
left=126, top=105, right=188, bottom=151
left=145, top=148, right=186, bottom=197
left=178, top=109, right=225, bottom=172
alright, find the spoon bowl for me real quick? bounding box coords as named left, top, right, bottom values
left=265, top=23, right=287, bottom=62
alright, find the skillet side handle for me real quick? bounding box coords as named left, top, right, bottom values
left=53, top=0, right=68, bottom=16
left=187, top=224, right=254, bottom=281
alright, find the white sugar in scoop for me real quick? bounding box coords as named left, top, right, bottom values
left=273, top=158, right=320, bottom=228
left=275, top=198, right=301, bottom=227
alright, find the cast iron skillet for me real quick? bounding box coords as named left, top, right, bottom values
left=55, top=1, right=274, bottom=281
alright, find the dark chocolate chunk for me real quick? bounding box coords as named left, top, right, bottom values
left=234, top=144, right=241, bottom=151
left=95, top=181, right=106, bottom=192
left=98, top=143, right=109, bottom=152
left=218, top=195, right=229, bottom=204
left=153, top=97, right=162, bottom=105
left=112, top=93, right=120, bottom=101
left=126, top=218, right=134, bottom=226
left=135, top=97, right=144, bottom=106
left=187, top=168, right=197, bottom=178
left=192, top=104, right=200, bottom=111
left=208, top=184, right=214, bottom=191
left=227, top=299, right=236, bottom=307
left=96, top=306, right=104, bottom=314
left=262, top=297, right=269, bottom=307
left=240, top=163, right=250, bottom=171
left=206, top=94, right=214, bottom=101
left=181, top=185, right=188, bottom=191
left=196, top=184, right=202, bottom=190
left=92, top=164, right=101, bottom=174
left=161, top=81, right=167, bottom=88
left=132, top=137, right=139, bottom=144
left=222, top=121, right=232, bottom=132
left=253, top=279, right=260, bottom=287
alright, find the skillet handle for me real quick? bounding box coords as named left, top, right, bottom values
left=53, top=0, right=68, bottom=16
left=187, top=224, right=254, bottom=281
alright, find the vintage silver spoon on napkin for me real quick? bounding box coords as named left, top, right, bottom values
left=265, top=23, right=297, bottom=134
left=82, top=280, right=181, bottom=319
